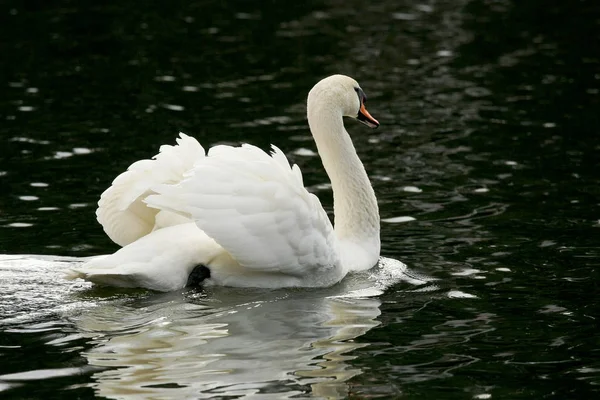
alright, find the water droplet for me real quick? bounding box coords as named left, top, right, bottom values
left=235, top=12, right=259, bottom=20
left=69, top=203, right=89, bottom=209
left=309, top=182, right=332, bottom=191
left=392, top=13, right=418, bottom=20
left=7, top=222, right=33, bottom=227
left=73, top=147, right=92, bottom=155
left=162, top=104, right=184, bottom=111
left=381, top=216, right=416, bottom=223
left=403, top=186, right=422, bottom=193
left=437, top=50, right=453, bottom=57
left=18, top=196, right=38, bottom=201
left=182, top=86, right=199, bottom=92
left=540, top=240, right=556, bottom=247
left=465, top=87, right=491, bottom=97
left=30, top=182, right=48, bottom=187
left=54, top=151, right=73, bottom=159
left=313, top=11, right=329, bottom=20
left=0, top=367, right=84, bottom=380
left=415, top=4, right=434, bottom=12
left=474, top=188, right=489, bottom=193
left=451, top=268, right=482, bottom=276
left=447, top=290, right=478, bottom=299
left=18, top=106, right=35, bottom=112
left=155, top=75, right=175, bottom=82
left=292, top=148, right=317, bottom=157
left=539, top=304, right=568, bottom=314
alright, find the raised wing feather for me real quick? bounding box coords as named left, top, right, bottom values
left=146, top=144, right=339, bottom=275
left=96, top=133, right=205, bottom=246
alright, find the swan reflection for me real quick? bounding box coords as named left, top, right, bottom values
left=75, top=288, right=382, bottom=399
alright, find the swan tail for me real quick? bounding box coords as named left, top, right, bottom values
left=65, top=267, right=150, bottom=289
left=67, top=223, right=224, bottom=291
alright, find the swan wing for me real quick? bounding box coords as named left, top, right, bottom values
left=145, top=144, right=340, bottom=276
left=96, top=133, right=205, bottom=247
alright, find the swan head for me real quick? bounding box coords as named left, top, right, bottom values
left=308, top=74, right=379, bottom=129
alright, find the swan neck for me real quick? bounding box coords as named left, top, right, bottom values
left=307, top=102, right=380, bottom=249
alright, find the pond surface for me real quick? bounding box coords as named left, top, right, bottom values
left=1, top=0, right=599, bottom=398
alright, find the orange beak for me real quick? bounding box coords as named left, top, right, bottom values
left=357, top=102, right=380, bottom=128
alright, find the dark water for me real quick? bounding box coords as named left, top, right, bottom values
left=1, top=0, right=599, bottom=398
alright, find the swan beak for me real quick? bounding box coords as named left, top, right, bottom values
left=357, top=103, right=380, bottom=129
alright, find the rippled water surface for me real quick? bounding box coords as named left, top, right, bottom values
left=1, top=0, right=599, bottom=398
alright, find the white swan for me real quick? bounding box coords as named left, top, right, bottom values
left=67, top=74, right=381, bottom=291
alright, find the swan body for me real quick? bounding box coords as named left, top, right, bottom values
left=68, top=75, right=381, bottom=291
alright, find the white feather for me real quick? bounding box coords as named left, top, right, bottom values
left=96, top=133, right=204, bottom=246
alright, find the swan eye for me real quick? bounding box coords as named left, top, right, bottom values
left=355, top=87, right=367, bottom=105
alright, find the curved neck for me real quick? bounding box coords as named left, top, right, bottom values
left=307, top=101, right=380, bottom=265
